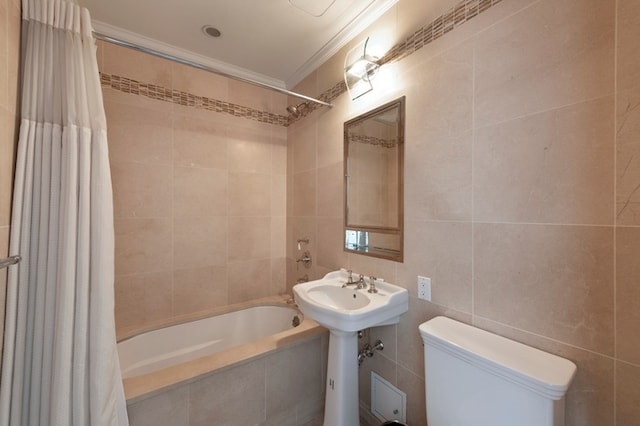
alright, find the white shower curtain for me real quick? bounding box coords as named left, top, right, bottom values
left=0, top=0, right=128, bottom=424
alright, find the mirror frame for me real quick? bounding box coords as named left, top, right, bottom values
left=343, top=96, right=405, bottom=262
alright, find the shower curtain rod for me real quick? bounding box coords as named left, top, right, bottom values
left=0, top=255, right=21, bottom=269
left=93, top=32, right=333, bottom=108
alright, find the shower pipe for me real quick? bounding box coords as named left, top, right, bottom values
left=93, top=32, right=333, bottom=109
left=0, top=255, right=21, bottom=269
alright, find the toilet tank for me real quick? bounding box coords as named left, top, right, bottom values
left=419, top=317, right=577, bottom=426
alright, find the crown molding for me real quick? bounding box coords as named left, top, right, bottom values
left=284, top=0, right=399, bottom=89
left=92, top=20, right=287, bottom=90
left=92, top=0, right=398, bottom=92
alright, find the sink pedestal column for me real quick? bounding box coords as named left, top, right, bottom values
left=323, top=330, right=359, bottom=426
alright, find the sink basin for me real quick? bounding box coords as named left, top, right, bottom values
left=293, top=269, right=409, bottom=332
left=306, top=285, right=370, bottom=310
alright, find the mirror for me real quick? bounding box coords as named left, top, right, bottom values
left=344, top=96, right=404, bottom=262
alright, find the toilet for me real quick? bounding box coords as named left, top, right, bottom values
left=419, top=317, right=577, bottom=426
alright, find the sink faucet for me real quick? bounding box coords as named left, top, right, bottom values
left=342, top=270, right=356, bottom=287
left=342, top=271, right=367, bottom=289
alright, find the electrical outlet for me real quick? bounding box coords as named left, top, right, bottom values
left=417, top=276, right=431, bottom=301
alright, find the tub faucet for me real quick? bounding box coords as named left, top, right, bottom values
left=296, top=251, right=312, bottom=268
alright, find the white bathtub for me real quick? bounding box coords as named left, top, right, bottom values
left=118, top=305, right=302, bottom=379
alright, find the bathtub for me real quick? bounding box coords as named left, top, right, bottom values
left=118, top=305, right=303, bottom=378
left=117, top=296, right=325, bottom=404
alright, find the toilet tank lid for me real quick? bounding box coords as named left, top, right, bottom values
left=419, top=317, right=577, bottom=400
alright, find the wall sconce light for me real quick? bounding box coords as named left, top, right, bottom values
left=344, top=37, right=380, bottom=100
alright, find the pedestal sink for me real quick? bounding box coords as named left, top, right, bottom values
left=293, top=269, right=409, bottom=426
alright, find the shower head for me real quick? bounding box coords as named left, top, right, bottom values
left=286, top=102, right=308, bottom=118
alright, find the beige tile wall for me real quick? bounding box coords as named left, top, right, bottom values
left=0, top=0, right=20, bottom=359
left=613, top=4, right=640, bottom=418
left=287, top=0, right=640, bottom=424
left=98, top=42, right=290, bottom=332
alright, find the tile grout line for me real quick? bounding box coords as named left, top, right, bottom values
left=612, top=0, right=619, bottom=423
left=404, top=218, right=630, bottom=227
left=472, top=313, right=629, bottom=364
left=473, top=93, right=618, bottom=132
left=471, top=37, right=476, bottom=320
left=170, top=113, right=176, bottom=320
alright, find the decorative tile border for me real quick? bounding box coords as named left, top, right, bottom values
left=292, top=0, right=503, bottom=123
left=100, top=0, right=502, bottom=127
left=350, top=134, right=398, bottom=148
left=380, top=0, right=502, bottom=65
left=99, top=73, right=290, bottom=127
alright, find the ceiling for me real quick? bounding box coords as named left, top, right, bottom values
left=81, top=0, right=399, bottom=90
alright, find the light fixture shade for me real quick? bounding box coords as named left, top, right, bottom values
left=344, top=37, right=379, bottom=100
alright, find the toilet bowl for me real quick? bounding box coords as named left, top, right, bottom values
left=419, top=317, right=577, bottom=426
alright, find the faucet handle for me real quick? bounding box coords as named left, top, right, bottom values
left=357, top=274, right=367, bottom=289
left=368, top=276, right=378, bottom=294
